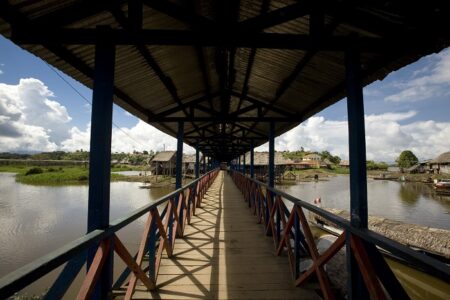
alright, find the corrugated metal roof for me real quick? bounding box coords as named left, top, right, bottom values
left=150, top=151, right=176, bottom=162
left=1, top=1, right=449, bottom=161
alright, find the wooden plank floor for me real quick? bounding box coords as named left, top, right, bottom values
left=130, top=171, right=320, bottom=299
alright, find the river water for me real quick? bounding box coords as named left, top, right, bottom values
left=0, top=172, right=172, bottom=297
left=0, top=172, right=449, bottom=297
left=279, top=175, right=450, bottom=230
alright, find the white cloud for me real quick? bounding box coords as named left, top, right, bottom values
left=1, top=78, right=447, bottom=162
left=256, top=112, right=450, bottom=162
left=61, top=120, right=195, bottom=154
left=0, top=70, right=3, bottom=75
left=0, top=78, right=71, bottom=151
left=385, top=48, right=450, bottom=102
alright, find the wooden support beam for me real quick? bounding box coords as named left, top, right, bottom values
left=124, top=213, right=155, bottom=299
left=10, top=28, right=432, bottom=52
left=296, top=208, right=334, bottom=299
left=76, top=240, right=111, bottom=300
left=350, top=236, right=387, bottom=300
left=142, top=0, right=217, bottom=29
left=175, top=122, right=184, bottom=189
left=87, top=33, right=115, bottom=298
left=113, top=236, right=155, bottom=293
left=250, top=142, right=255, bottom=178
left=268, top=122, right=275, bottom=187
left=345, top=41, right=368, bottom=229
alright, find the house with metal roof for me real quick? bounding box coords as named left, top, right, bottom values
left=429, top=151, right=450, bottom=174
left=149, top=151, right=176, bottom=176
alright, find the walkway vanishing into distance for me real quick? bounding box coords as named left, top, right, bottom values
left=126, top=171, right=319, bottom=299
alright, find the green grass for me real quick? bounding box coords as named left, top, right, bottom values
left=0, top=165, right=30, bottom=173
left=0, top=165, right=126, bottom=185
left=328, top=167, right=350, bottom=174
left=110, top=164, right=145, bottom=172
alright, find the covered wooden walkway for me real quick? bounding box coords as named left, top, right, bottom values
left=128, top=171, right=319, bottom=299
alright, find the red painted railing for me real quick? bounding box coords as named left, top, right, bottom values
left=231, top=170, right=450, bottom=299
left=0, top=169, right=219, bottom=299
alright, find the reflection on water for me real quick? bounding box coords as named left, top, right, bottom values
left=0, top=172, right=172, bottom=296
left=399, top=184, right=420, bottom=205
left=279, top=175, right=450, bottom=230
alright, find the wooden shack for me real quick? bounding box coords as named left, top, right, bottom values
left=150, top=151, right=176, bottom=176
left=429, top=151, right=450, bottom=174
left=243, top=152, right=293, bottom=179
left=182, top=154, right=203, bottom=176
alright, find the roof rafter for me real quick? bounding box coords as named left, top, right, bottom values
left=11, top=28, right=433, bottom=52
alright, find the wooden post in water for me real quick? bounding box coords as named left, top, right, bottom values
left=345, top=36, right=369, bottom=300
left=87, top=26, right=115, bottom=299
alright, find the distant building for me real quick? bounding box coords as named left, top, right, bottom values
left=405, top=161, right=429, bottom=174
left=303, top=153, right=322, bottom=161
left=242, top=152, right=293, bottom=178
left=429, top=151, right=450, bottom=174
left=339, top=160, right=350, bottom=168
left=182, top=154, right=203, bottom=175
left=150, top=151, right=176, bottom=176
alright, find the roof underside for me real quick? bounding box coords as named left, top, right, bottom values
left=1, top=0, right=450, bottom=161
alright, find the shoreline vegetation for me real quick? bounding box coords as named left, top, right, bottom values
left=0, top=164, right=187, bottom=186
left=0, top=165, right=144, bottom=185
left=2, top=164, right=448, bottom=186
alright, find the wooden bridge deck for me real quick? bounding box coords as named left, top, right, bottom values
left=130, top=171, right=319, bottom=299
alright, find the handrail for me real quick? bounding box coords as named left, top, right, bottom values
left=230, top=170, right=450, bottom=299
left=0, top=168, right=220, bottom=299
left=238, top=175, right=450, bottom=279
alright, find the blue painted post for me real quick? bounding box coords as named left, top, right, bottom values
left=195, top=144, right=200, bottom=179
left=345, top=39, right=369, bottom=299
left=175, top=122, right=184, bottom=189
left=250, top=143, right=255, bottom=178
left=87, top=27, right=115, bottom=299
left=238, top=155, right=241, bottom=173
left=203, top=155, right=206, bottom=174
left=243, top=152, right=246, bottom=175
left=268, top=122, right=275, bottom=187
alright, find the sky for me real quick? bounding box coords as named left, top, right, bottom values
left=1, top=36, right=450, bottom=163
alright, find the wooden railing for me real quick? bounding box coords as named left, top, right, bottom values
left=231, top=171, right=450, bottom=299
left=0, top=169, right=219, bottom=299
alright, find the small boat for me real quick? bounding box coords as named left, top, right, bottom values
left=139, top=183, right=152, bottom=189
left=434, top=179, right=450, bottom=190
